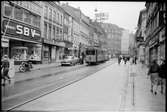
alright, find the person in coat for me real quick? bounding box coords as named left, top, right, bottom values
left=147, top=60, right=160, bottom=95
left=159, top=59, right=166, bottom=94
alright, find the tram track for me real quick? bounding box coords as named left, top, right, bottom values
left=2, top=60, right=115, bottom=111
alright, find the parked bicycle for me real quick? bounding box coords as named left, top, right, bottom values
left=19, top=61, right=33, bottom=72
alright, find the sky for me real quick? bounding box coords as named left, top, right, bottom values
left=60, top=1, right=146, bottom=33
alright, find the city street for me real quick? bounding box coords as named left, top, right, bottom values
left=1, top=1, right=166, bottom=112
left=2, top=59, right=116, bottom=110
left=2, top=59, right=165, bottom=112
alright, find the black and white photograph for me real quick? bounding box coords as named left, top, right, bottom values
left=1, top=1, right=166, bottom=112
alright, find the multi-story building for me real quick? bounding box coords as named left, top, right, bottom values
left=129, top=33, right=136, bottom=57
left=145, top=2, right=166, bottom=65
left=61, top=3, right=81, bottom=57
left=121, top=29, right=130, bottom=55
left=101, top=23, right=122, bottom=56
left=41, top=2, right=73, bottom=63
left=1, top=1, right=42, bottom=64
left=136, top=8, right=147, bottom=63
left=61, top=3, right=91, bottom=57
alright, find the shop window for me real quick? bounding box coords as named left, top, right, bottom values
left=4, top=3, right=13, bottom=18
left=11, top=47, right=28, bottom=61
left=44, top=51, right=49, bottom=58
left=14, top=7, right=23, bottom=21
left=24, top=10, right=31, bottom=24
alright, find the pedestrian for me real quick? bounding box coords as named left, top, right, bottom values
left=118, top=55, right=121, bottom=65
left=159, top=59, right=166, bottom=94
left=134, top=56, right=137, bottom=64
left=81, top=52, right=85, bottom=64
left=124, top=57, right=127, bottom=64
left=1, top=55, right=11, bottom=86
left=147, top=60, right=160, bottom=95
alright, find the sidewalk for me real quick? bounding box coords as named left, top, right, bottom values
left=11, top=60, right=62, bottom=83
left=124, top=62, right=166, bottom=112
left=14, top=60, right=62, bottom=73
left=12, top=61, right=87, bottom=83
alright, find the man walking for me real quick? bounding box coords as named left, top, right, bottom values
left=159, top=59, right=166, bottom=94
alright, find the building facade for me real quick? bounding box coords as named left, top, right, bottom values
left=1, top=1, right=42, bottom=64
left=101, top=23, right=122, bottom=56
left=129, top=32, right=136, bottom=57
left=145, top=2, right=166, bottom=65
left=41, top=2, right=66, bottom=64
left=136, top=9, right=147, bottom=63
left=121, top=29, right=130, bottom=55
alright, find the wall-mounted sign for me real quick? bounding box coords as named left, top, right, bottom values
left=1, top=38, right=9, bottom=47
left=3, top=19, right=41, bottom=42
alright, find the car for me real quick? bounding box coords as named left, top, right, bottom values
left=61, top=56, right=79, bottom=66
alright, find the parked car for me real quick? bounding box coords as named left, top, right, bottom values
left=61, top=56, right=79, bottom=66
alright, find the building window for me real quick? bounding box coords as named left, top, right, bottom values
left=53, top=26, right=55, bottom=39
left=44, top=5, right=48, bottom=19
left=57, top=13, right=59, bottom=24
left=32, top=15, right=40, bottom=28
left=24, top=10, right=31, bottom=24
left=60, top=15, right=62, bottom=25
left=44, top=22, right=47, bottom=38
left=53, top=10, right=56, bottom=23
left=14, top=7, right=23, bottom=21
left=48, top=24, right=52, bottom=40
left=49, top=8, right=52, bottom=21
left=4, top=3, right=13, bottom=18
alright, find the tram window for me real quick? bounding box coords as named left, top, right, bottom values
left=86, top=50, right=95, bottom=55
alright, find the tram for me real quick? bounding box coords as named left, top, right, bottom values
left=85, top=47, right=109, bottom=65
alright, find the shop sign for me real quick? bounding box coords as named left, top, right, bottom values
left=3, top=20, right=41, bottom=42
left=1, top=38, right=9, bottom=47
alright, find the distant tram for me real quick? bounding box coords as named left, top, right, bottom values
left=85, top=47, right=109, bottom=65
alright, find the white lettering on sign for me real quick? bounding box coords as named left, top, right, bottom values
left=16, top=25, right=23, bottom=34
left=24, top=27, right=29, bottom=36
left=16, top=24, right=40, bottom=38
left=31, top=29, right=36, bottom=37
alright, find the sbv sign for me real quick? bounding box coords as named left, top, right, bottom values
left=16, top=25, right=40, bottom=37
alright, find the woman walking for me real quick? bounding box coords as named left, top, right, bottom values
left=147, top=60, right=160, bottom=95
